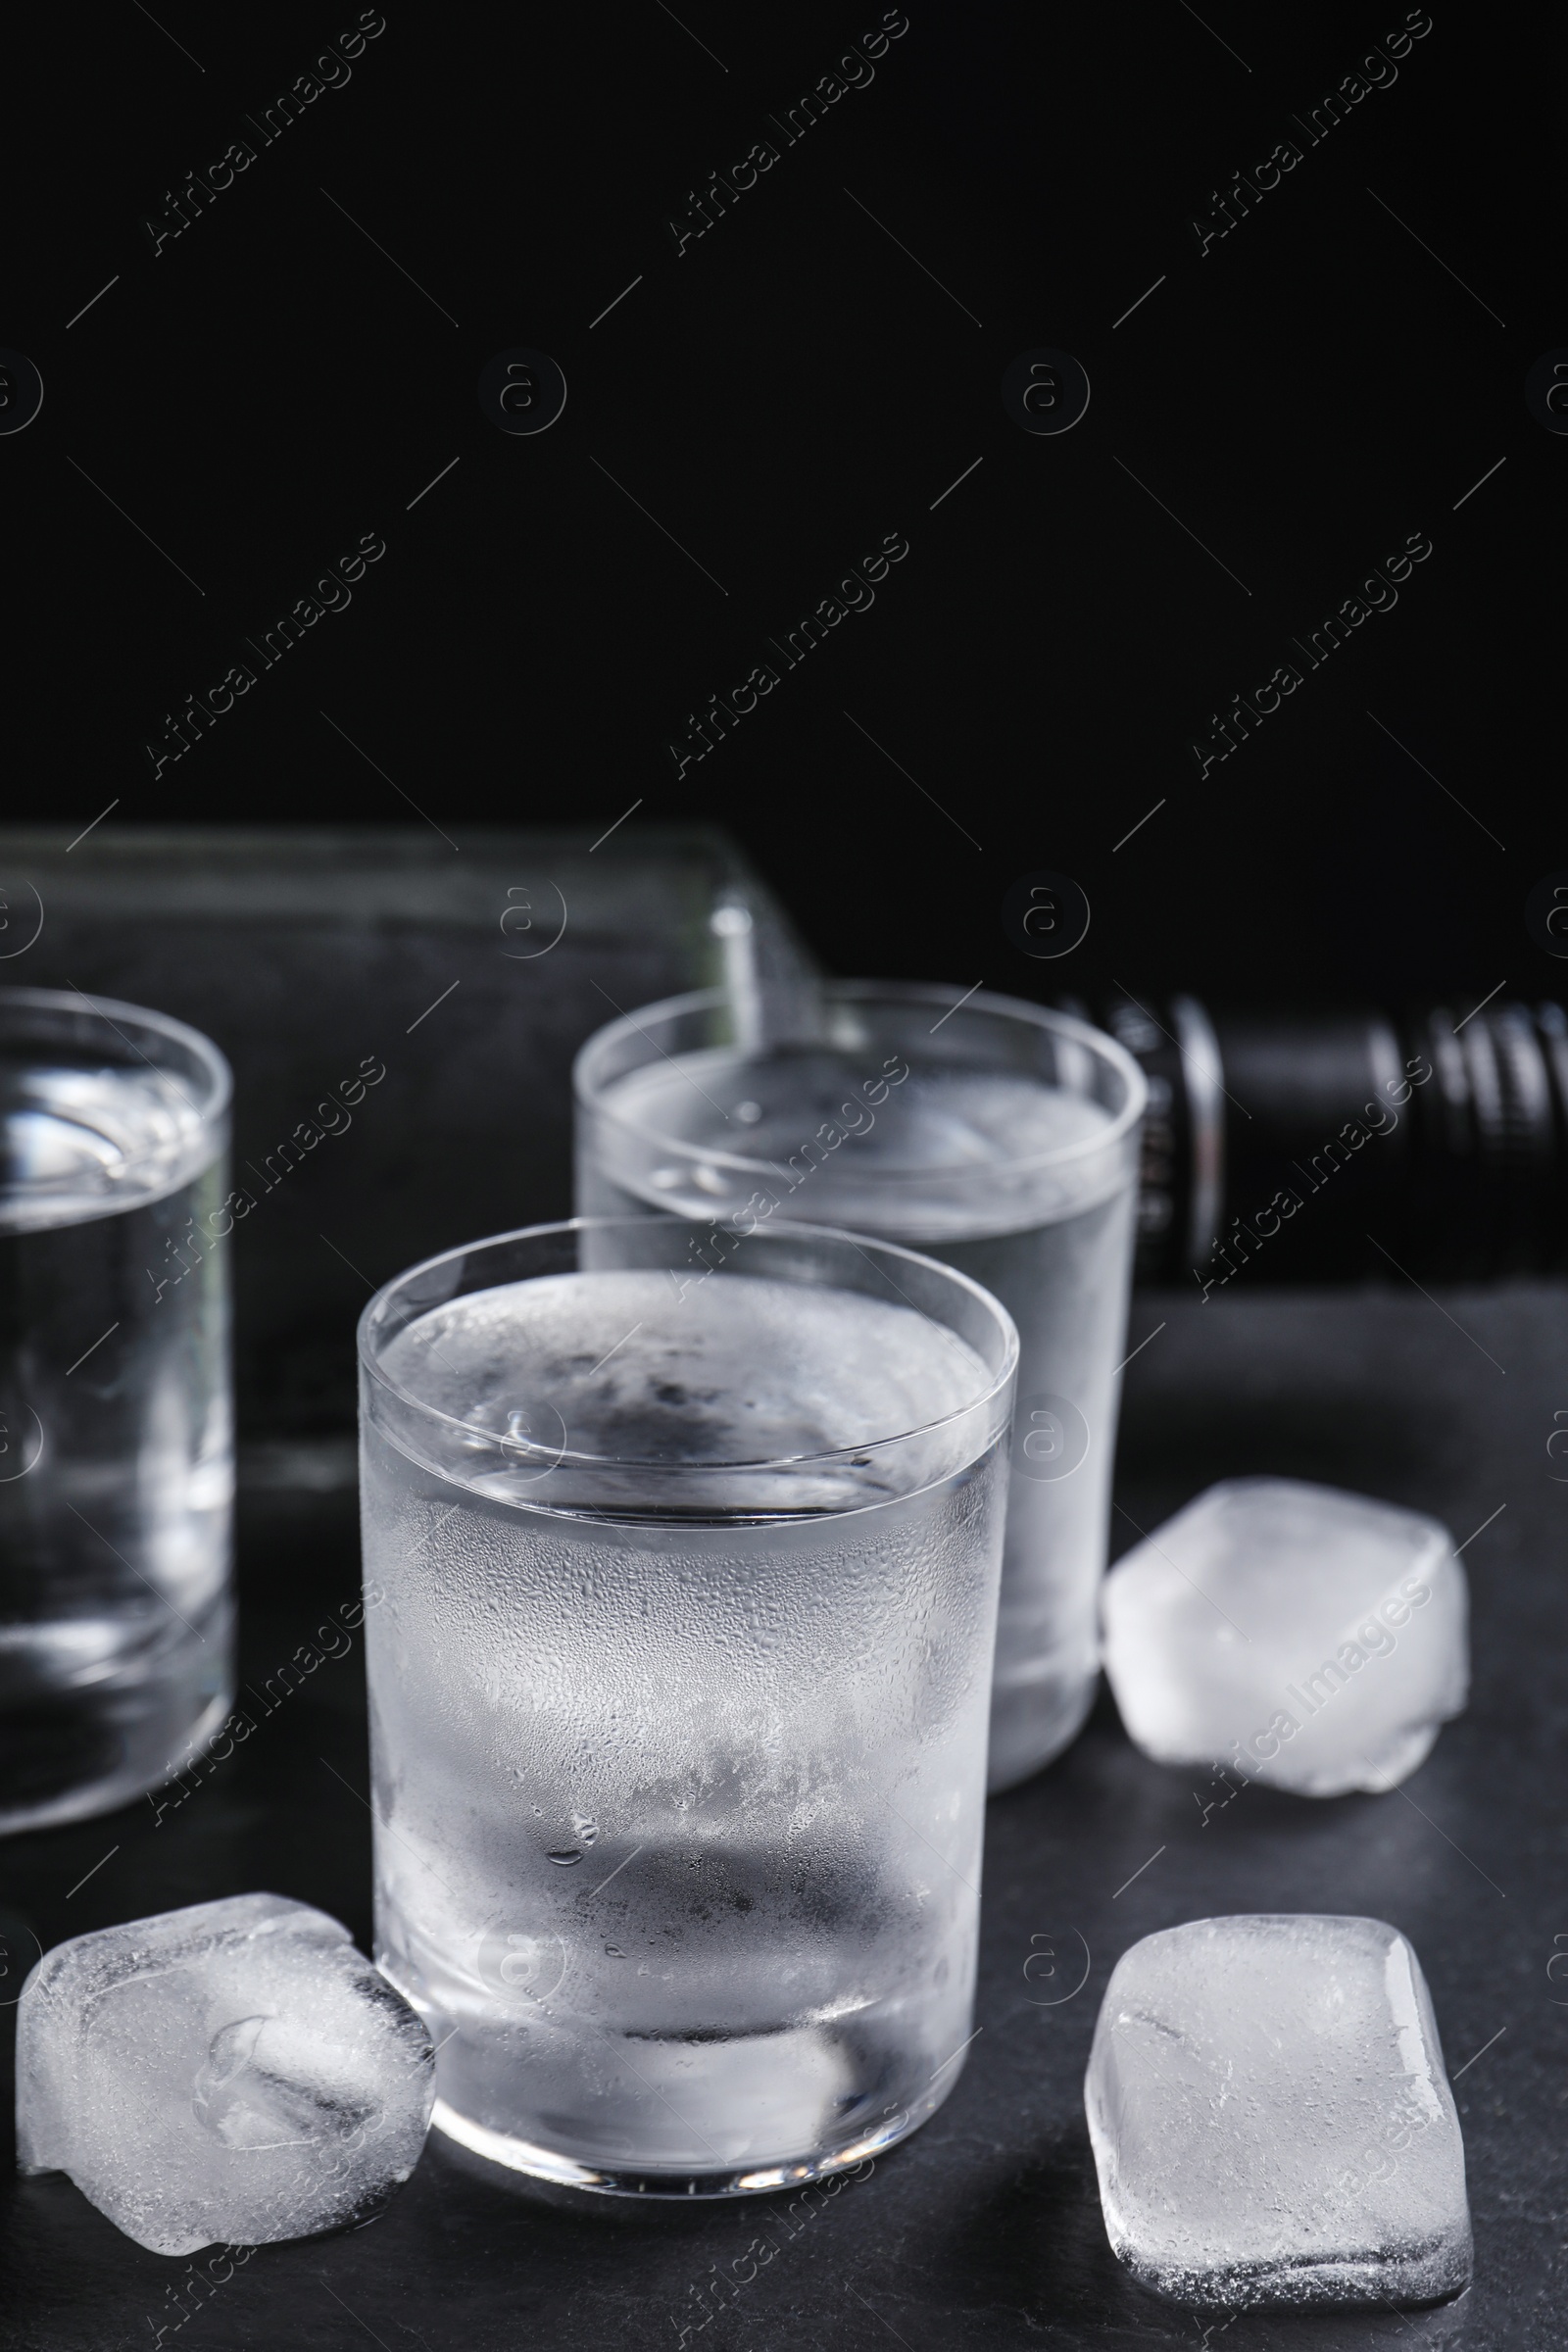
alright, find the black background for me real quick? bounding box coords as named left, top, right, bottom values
left=3, top=0, right=1553, bottom=1008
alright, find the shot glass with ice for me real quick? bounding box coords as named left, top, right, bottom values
left=573, top=982, right=1145, bottom=1789
left=358, top=1214, right=1017, bottom=2194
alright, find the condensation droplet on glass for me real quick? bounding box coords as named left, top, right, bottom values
left=692, top=1164, right=728, bottom=1196
left=547, top=1848, right=582, bottom=1866
left=734, top=1101, right=762, bottom=1124
left=604, top=1944, right=625, bottom=1958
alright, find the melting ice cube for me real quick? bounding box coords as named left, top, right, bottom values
left=1102, top=1477, right=1468, bottom=1795
left=16, top=1892, right=434, bottom=2255
left=1085, top=1913, right=1472, bottom=2308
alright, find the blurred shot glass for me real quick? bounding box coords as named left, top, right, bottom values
left=0, top=988, right=233, bottom=1833
left=574, top=981, right=1146, bottom=1789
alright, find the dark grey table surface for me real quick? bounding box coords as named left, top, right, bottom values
left=2, top=1278, right=1563, bottom=2352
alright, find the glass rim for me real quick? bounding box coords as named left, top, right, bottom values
left=357, top=1213, right=1019, bottom=1475
left=572, top=978, right=1148, bottom=1188
left=0, top=982, right=232, bottom=1135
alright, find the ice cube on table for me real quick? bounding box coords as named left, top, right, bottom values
left=17, top=1892, right=435, bottom=2256
left=1102, top=1477, right=1468, bottom=1795
left=1085, top=1914, right=1473, bottom=2310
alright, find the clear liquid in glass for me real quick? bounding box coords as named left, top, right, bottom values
left=0, top=1054, right=232, bottom=1831
left=578, top=1048, right=1138, bottom=1788
left=362, top=1267, right=1006, bottom=2192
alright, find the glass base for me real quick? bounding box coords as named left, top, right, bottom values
left=987, top=1660, right=1098, bottom=1792
left=430, top=2087, right=936, bottom=2198
left=0, top=1680, right=233, bottom=1837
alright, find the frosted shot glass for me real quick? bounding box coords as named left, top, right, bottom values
left=574, top=982, right=1146, bottom=1790
left=0, top=986, right=233, bottom=1832
left=358, top=1214, right=1016, bottom=2194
